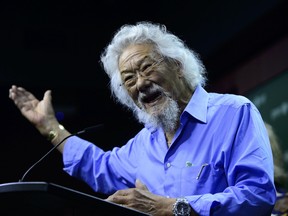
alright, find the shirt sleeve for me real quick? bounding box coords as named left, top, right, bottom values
left=187, top=103, right=276, bottom=216
left=62, top=136, right=138, bottom=194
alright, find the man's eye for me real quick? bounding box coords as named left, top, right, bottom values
left=124, top=75, right=136, bottom=86
left=141, top=64, right=153, bottom=73
left=125, top=75, right=134, bottom=81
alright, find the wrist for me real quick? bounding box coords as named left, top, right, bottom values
left=47, top=124, right=65, bottom=142
left=47, top=124, right=71, bottom=153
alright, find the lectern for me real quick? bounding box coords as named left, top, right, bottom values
left=0, top=181, right=150, bottom=216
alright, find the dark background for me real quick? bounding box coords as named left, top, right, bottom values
left=1, top=0, right=288, bottom=196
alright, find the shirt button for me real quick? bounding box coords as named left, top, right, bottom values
left=166, top=163, right=171, bottom=168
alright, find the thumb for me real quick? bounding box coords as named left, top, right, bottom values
left=43, top=90, right=54, bottom=109
left=42, top=90, right=56, bottom=117
left=135, top=179, right=149, bottom=191
left=43, top=90, right=52, bottom=102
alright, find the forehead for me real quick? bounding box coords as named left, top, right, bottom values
left=119, top=43, right=155, bottom=67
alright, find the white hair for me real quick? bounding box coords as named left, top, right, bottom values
left=100, top=21, right=207, bottom=113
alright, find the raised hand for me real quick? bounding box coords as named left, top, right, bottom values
left=8, top=85, right=59, bottom=138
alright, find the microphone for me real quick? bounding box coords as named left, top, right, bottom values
left=19, top=124, right=104, bottom=182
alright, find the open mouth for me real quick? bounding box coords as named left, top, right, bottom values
left=140, top=91, right=163, bottom=107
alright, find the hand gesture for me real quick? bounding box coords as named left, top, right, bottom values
left=8, top=85, right=59, bottom=137
left=106, top=179, right=176, bottom=216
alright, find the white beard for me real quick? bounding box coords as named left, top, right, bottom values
left=134, top=95, right=180, bottom=133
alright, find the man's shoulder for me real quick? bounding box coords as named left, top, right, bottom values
left=208, top=92, right=253, bottom=108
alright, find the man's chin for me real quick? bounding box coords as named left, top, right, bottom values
left=144, top=105, right=164, bottom=117
left=136, top=97, right=179, bottom=131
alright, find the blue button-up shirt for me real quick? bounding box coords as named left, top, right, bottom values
left=63, top=85, right=276, bottom=215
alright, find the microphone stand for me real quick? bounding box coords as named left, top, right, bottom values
left=19, top=124, right=103, bottom=182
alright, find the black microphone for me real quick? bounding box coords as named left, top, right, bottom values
left=19, top=124, right=104, bottom=182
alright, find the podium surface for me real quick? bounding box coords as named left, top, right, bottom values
left=0, top=181, right=150, bottom=216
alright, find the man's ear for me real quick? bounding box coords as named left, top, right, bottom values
left=177, top=69, right=185, bottom=78
left=174, top=60, right=184, bottom=78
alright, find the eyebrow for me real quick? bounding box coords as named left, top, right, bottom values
left=120, top=56, right=150, bottom=75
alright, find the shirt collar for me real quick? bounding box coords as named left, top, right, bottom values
left=183, top=85, right=208, bottom=123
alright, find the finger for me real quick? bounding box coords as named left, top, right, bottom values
left=135, top=179, right=149, bottom=191
left=9, top=86, right=31, bottom=101
left=9, top=85, right=19, bottom=99
left=105, top=192, right=127, bottom=204
left=17, top=86, right=27, bottom=92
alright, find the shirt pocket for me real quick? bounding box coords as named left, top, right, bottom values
left=182, top=163, right=211, bottom=181
left=180, top=163, right=226, bottom=195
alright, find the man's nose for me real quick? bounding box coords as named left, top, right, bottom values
left=136, top=73, right=151, bottom=92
